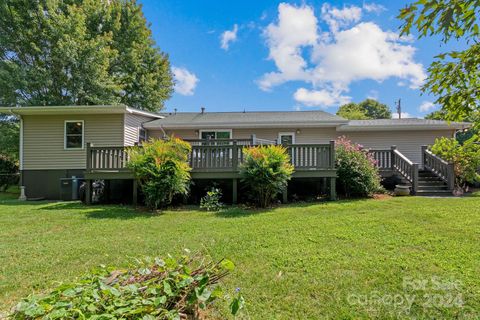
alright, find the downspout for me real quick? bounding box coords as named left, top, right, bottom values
left=159, top=125, right=168, bottom=139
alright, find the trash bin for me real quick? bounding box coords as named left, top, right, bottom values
left=60, top=176, right=84, bottom=201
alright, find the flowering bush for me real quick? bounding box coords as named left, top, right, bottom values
left=11, top=253, right=244, bottom=319
left=240, top=145, right=294, bottom=207
left=335, top=136, right=383, bottom=197
left=127, top=138, right=191, bottom=210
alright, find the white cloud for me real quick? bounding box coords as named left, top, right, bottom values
left=220, top=24, right=239, bottom=50
left=321, top=3, right=362, bottom=32
left=258, top=3, right=426, bottom=108
left=367, top=90, right=379, bottom=100
left=172, top=67, right=199, bottom=96
left=419, top=101, right=436, bottom=112
left=294, top=88, right=350, bottom=107
left=392, top=112, right=413, bottom=119
left=363, top=3, right=386, bottom=14
left=258, top=3, right=318, bottom=91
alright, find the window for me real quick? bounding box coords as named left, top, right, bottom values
left=200, top=130, right=232, bottom=145
left=278, top=132, right=295, bottom=145
left=139, top=128, right=147, bottom=144
left=65, top=121, right=84, bottom=149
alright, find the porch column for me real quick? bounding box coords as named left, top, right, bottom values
left=329, top=177, right=336, bottom=200
left=232, top=178, right=238, bottom=204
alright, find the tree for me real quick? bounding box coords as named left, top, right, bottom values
left=0, top=117, right=19, bottom=162
left=0, top=0, right=173, bottom=112
left=399, top=0, right=480, bottom=127
left=336, top=99, right=391, bottom=120
left=425, top=109, right=478, bottom=144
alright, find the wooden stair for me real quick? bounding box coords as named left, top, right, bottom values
left=415, top=170, right=453, bottom=196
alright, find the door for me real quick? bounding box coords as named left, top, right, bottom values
left=278, top=132, right=295, bottom=145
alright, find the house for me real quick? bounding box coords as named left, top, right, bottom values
left=0, top=105, right=470, bottom=202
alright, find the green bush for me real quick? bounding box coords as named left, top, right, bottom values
left=240, top=145, right=294, bottom=208
left=0, top=154, right=19, bottom=192
left=431, top=136, right=480, bottom=191
left=335, top=136, right=383, bottom=197
left=200, top=188, right=224, bottom=211
left=127, top=138, right=191, bottom=210
left=11, top=253, right=244, bottom=319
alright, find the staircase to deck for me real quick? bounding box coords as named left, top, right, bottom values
left=369, top=146, right=455, bottom=196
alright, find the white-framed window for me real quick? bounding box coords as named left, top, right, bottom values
left=64, top=120, right=84, bottom=150
left=199, top=129, right=232, bottom=145
left=278, top=132, right=295, bottom=145
left=138, top=128, right=147, bottom=144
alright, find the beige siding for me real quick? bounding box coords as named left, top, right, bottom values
left=148, top=127, right=454, bottom=163
left=23, top=114, right=124, bottom=170
left=342, top=130, right=454, bottom=163
left=124, top=114, right=155, bottom=146
left=149, top=127, right=338, bottom=143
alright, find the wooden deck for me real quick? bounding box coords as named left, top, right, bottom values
left=84, top=139, right=337, bottom=204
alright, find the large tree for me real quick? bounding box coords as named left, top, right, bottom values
left=0, top=0, right=173, bottom=111
left=399, top=0, right=480, bottom=127
left=336, top=99, right=391, bottom=120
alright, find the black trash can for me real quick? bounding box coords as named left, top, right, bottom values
left=60, top=176, right=84, bottom=201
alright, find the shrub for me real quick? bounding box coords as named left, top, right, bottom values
left=335, top=136, right=383, bottom=197
left=431, top=136, right=480, bottom=191
left=127, top=138, right=192, bottom=210
left=240, top=145, right=294, bottom=208
left=11, top=253, right=244, bottom=319
left=200, top=188, right=223, bottom=211
left=0, top=154, right=19, bottom=192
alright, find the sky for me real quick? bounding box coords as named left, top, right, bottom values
left=139, top=0, right=464, bottom=118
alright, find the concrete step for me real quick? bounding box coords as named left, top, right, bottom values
left=418, top=177, right=444, bottom=182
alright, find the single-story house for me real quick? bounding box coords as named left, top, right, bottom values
left=0, top=105, right=470, bottom=202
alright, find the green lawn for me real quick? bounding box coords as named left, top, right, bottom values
left=1, top=195, right=479, bottom=318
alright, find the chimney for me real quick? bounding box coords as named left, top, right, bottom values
left=201, top=107, right=205, bottom=114
left=174, top=108, right=177, bottom=115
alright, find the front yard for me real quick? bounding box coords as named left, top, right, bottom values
left=1, top=195, right=479, bottom=318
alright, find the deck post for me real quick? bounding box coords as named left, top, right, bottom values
left=329, top=177, right=336, bottom=200
left=412, top=163, right=419, bottom=195
left=282, top=187, right=288, bottom=203
left=447, top=163, right=455, bottom=191
left=421, top=145, right=427, bottom=168
left=390, top=145, right=397, bottom=171
left=329, top=140, right=335, bottom=168
left=232, top=141, right=238, bottom=171
left=86, top=143, right=92, bottom=172
left=232, top=178, right=238, bottom=204
left=132, top=179, right=138, bottom=206
left=85, top=180, right=91, bottom=205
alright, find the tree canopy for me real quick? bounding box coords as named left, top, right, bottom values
left=0, top=0, right=173, bottom=112
left=399, top=0, right=480, bottom=127
left=336, top=99, right=392, bottom=120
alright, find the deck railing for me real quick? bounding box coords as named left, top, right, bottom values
left=422, top=146, right=455, bottom=190
left=86, top=141, right=335, bottom=173
left=368, top=146, right=418, bottom=193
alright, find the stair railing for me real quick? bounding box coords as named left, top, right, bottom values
left=421, top=146, right=455, bottom=191
left=391, top=146, right=419, bottom=194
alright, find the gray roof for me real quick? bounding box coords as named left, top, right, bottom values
left=338, top=118, right=470, bottom=131
left=144, top=110, right=347, bottom=129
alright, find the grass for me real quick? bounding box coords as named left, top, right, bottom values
left=1, top=195, right=480, bottom=318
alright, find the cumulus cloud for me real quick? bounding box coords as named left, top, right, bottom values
left=294, top=88, right=350, bottom=108
left=258, top=3, right=426, bottom=108
left=258, top=3, right=318, bottom=91
left=172, top=67, right=199, bottom=96
left=220, top=24, right=239, bottom=50
left=419, top=101, right=436, bottom=112
left=392, top=112, right=413, bottom=119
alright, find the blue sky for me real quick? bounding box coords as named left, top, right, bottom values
left=140, top=0, right=463, bottom=118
